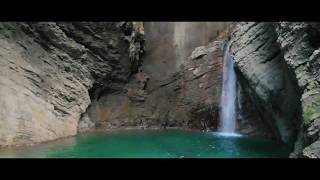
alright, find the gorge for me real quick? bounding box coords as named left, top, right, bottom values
left=0, top=22, right=319, bottom=158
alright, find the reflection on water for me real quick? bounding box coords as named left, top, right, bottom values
left=0, top=137, right=76, bottom=158
left=0, top=130, right=290, bottom=158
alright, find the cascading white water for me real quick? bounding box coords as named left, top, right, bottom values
left=220, top=46, right=237, bottom=133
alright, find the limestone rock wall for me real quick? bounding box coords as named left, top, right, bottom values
left=82, top=22, right=229, bottom=132
left=229, top=22, right=320, bottom=157
left=84, top=40, right=224, bottom=131
left=275, top=22, right=320, bottom=158
left=142, top=22, right=228, bottom=81
left=0, top=22, right=144, bottom=146
left=229, top=22, right=302, bottom=147
left=0, top=21, right=228, bottom=146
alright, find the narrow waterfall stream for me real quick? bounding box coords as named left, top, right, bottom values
left=219, top=46, right=239, bottom=135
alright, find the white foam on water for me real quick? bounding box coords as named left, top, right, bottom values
left=212, top=132, right=243, bottom=137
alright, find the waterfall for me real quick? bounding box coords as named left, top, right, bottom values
left=220, top=46, right=238, bottom=133
left=237, top=81, right=243, bottom=121
left=173, top=22, right=187, bottom=69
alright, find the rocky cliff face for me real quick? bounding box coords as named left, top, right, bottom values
left=0, top=22, right=144, bottom=146
left=82, top=28, right=227, bottom=131
left=142, top=22, right=228, bottom=81
left=0, top=22, right=228, bottom=147
left=77, top=22, right=231, bottom=132
left=229, top=22, right=320, bottom=157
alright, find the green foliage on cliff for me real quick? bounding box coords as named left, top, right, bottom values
left=303, top=108, right=314, bottom=124
left=0, top=22, right=17, bottom=30
left=303, top=93, right=320, bottom=125
left=303, top=106, right=320, bottom=125
left=0, top=22, right=18, bottom=38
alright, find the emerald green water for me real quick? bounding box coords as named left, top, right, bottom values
left=0, top=130, right=290, bottom=158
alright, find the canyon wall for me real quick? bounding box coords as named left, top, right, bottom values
left=84, top=21, right=274, bottom=138
left=0, top=22, right=144, bottom=146
left=84, top=22, right=228, bottom=131
left=229, top=22, right=320, bottom=157
left=0, top=21, right=306, bottom=152
left=0, top=22, right=229, bottom=146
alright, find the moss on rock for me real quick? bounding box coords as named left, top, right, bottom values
left=0, top=22, right=18, bottom=38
